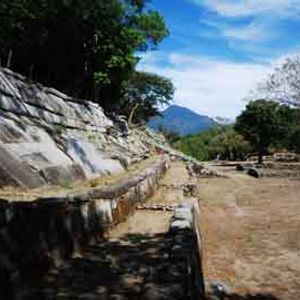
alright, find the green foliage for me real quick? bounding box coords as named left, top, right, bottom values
left=122, top=71, right=174, bottom=122
left=126, top=233, right=146, bottom=243
left=235, top=100, right=282, bottom=163
left=276, top=105, right=300, bottom=152
left=89, top=179, right=99, bottom=188
left=235, top=100, right=300, bottom=162
left=173, top=126, right=251, bottom=161
left=208, top=127, right=252, bottom=161
left=60, top=180, right=73, bottom=190
left=0, top=0, right=169, bottom=113
left=289, top=127, right=300, bottom=152
left=53, top=124, right=66, bottom=136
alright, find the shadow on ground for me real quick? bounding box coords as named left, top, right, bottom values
left=24, top=232, right=279, bottom=300
left=223, top=294, right=279, bottom=300
left=207, top=291, right=280, bottom=300
left=27, top=233, right=191, bottom=299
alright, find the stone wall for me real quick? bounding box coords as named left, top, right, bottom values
left=0, top=67, right=151, bottom=188
left=168, top=200, right=205, bottom=299
left=0, top=158, right=168, bottom=299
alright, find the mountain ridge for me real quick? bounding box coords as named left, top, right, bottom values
left=148, top=105, right=216, bottom=136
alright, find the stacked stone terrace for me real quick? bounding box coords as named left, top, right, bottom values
left=0, top=67, right=151, bottom=188
left=0, top=69, right=204, bottom=299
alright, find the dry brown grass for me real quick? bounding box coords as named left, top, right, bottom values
left=198, top=166, right=300, bottom=299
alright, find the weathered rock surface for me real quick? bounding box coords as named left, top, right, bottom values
left=168, top=201, right=204, bottom=299
left=23, top=160, right=205, bottom=300
left=0, top=67, right=153, bottom=188
left=0, top=158, right=168, bottom=299
left=247, top=167, right=262, bottom=178
left=235, top=163, right=263, bottom=178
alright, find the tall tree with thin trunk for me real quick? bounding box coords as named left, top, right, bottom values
left=121, top=71, right=174, bottom=123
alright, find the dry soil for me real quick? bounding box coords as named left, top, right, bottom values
left=199, top=165, right=300, bottom=300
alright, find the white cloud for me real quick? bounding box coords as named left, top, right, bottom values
left=203, top=17, right=274, bottom=43
left=195, top=0, right=300, bottom=45
left=135, top=2, right=300, bottom=119
left=138, top=52, right=272, bottom=118
left=222, top=21, right=272, bottom=42
left=196, top=0, right=300, bottom=18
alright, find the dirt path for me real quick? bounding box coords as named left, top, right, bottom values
left=199, top=167, right=300, bottom=299
left=108, top=160, right=189, bottom=239
left=30, top=161, right=192, bottom=299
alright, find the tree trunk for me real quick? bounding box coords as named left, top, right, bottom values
left=128, top=103, right=139, bottom=128
left=258, top=144, right=264, bottom=164
left=6, top=49, right=12, bottom=68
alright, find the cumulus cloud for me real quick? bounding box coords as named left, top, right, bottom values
left=138, top=52, right=272, bottom=118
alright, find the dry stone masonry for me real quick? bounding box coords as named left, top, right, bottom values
left=0, top=68, right=205, bottom=299
left=0, top=67, right=151, bottom=188
left=0, top=158, right=169, bottom=299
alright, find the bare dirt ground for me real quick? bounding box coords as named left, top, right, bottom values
left=109, top=160, right=189, bottom=239
left=199, top=165, right=300, bottom=300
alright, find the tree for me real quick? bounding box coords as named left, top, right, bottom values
left=172, top=125, right=251, bottom=161
left=289, top=127, right=300, bottom=152
left=235, top=100, right=282, bottom=163
left=251, top=56, right=300, bottom=107
left=121, top=71, right=174, bottom=123
left=275, top=106, right=300, bottom=152
left=208, top=127, right=251, bottom=161
left=0, top=0, right=169, bottom=111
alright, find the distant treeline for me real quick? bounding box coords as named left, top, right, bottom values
left=172, top=101, right=300, bottom=163
left=172, top=125, right=251, bottom=161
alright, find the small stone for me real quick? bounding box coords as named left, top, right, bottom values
left=247, top=167, right=262, bottom=178
left=236, top=164, right=244, bottom=171
left=174, top=207, right=193, bottom=223
left=110, top=294, right=126, bottom=300
left=170, top=219, right=191, bottom=229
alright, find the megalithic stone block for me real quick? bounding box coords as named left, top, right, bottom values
left=0, top=141, right=45, bottom=188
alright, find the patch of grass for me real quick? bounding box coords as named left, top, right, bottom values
left=87, top=134, right=97, bottom=142
left=89, top=179, right=99, bottom=188
left=60, top=180, right=73, bottom=189
left=126, top=234, right=146, bottom=243
left=53, top=124, right=67, bottom=136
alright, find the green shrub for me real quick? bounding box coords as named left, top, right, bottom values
left=172, top=125, right=251, bottom=161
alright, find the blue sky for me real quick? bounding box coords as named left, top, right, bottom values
left=138, top=0, right=300, bottom=118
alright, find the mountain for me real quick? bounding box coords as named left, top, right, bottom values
left=148, top=105, right=216, bottom=136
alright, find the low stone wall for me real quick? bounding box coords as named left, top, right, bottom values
left=0, top=158, right=168, bottom=299
left=168, top=201, right=205, bottom=299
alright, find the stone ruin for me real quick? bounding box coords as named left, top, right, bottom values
left=0, top=68, right=205, bottom=299
left=0, top=67, right=152, bottom=189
